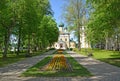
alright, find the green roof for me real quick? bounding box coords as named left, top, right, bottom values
left=59, top=23, right=64, bottom=27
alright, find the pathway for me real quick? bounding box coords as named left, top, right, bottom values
left=67, top=51, right=120, bottom=81
left=0, top=50, right=120, bottom=81
left=0, top=50, right=55, bottom=81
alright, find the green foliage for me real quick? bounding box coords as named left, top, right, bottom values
left=86, top=0, right=120, bottom=45
left=0, top=0, right=59, bottom=57
left=38, top=15, right=59, bottom=48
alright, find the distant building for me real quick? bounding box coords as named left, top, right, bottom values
left=54, top=23, right=76, bottom=49
left=80, top=26, right=90, bottom=48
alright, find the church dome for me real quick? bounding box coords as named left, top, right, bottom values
left=59, top=23, right=64, bottom=27
left=64, top=27, right=67, bottom=30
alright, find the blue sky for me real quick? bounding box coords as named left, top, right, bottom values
left=49, top=0, right=77, bottom=41
left=49, top=0, right=65, bottom=25
left=49, top=0, right=86, bottom=25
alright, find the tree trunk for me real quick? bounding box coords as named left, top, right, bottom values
left=17, top=26, right=21, bottom=55
left=78, top=26, right=81, bottom=51
left=105, top=34, right=109, bottom=50
left=28, top=35, right=30, bottom=54
left=26, top=34, right=31, bottom=57
left=77, top=0, right=81, bottom=51
left=3, top=31, right=10, bottom=58
left=115, top=35, right=119, bottom=51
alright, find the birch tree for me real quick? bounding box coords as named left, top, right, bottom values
left=63, top=0, right=86, bottom=50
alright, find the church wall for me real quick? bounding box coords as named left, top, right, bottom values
left=70, top=42, right=76, bottom=48
left=58, top=34, right=70, bottom=48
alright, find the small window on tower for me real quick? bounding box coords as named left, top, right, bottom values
left=60, top=39, right=62, bottom=41
left=56, top=45, right=57, bottom=47
left=65, top=38, right=67, bottom=41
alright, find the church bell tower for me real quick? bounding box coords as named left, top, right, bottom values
left=59, top=23, right=64, bottom=33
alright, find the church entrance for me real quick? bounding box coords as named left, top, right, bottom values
left=60, top=43, right=63, bottom=48
left=54, top=41, right=67, bottom=49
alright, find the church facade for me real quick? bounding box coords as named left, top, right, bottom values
left=54, top=24, right=76, bottom=49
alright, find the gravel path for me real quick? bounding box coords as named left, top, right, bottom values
left=67, top=51, right=120, bottom=81
left=0, top=50, right=120, bottom=81
left=0, top=50, right=55, bottom=81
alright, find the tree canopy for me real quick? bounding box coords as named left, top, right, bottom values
left=0, top=0, right=59, bottom=58
left=86, top=0, right=120, bottom=49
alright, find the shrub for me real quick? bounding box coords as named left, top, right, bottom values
left=49, top=48, right=55, bottom=50
left=70, top=48, right=73, bottom=51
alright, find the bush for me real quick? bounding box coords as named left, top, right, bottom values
left=70, top=48, right=73, bottom=51
left=72, top=48, right=77, bottom=51
left=49, top=48, right=55, bottom=50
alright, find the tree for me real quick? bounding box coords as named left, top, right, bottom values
left=63, top=0, right=86, bottom=50
left=0, top=0, right=18, bottom=58
left=39, top=16, right=59, bottom=49
left=0, top=0, right=58, bottom=58
left=86, top=0, right=120, bottom=50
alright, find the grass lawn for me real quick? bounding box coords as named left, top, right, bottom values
left=22, top=52, right=92, bottom=77
left=74, top=48, right=120, bottom=67
left=0, top=50, right=46, bottom=67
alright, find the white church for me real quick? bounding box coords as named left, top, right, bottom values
left=54, top=23, right=89, bottom=49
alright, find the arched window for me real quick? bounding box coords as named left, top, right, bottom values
left=65, top=38, right=67, bottom=41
